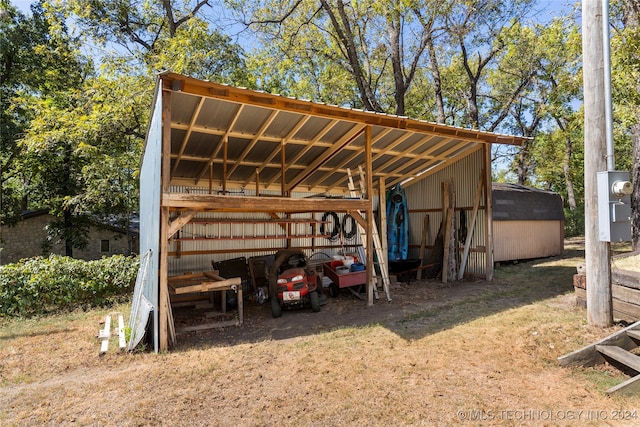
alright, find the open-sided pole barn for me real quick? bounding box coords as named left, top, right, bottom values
left=135, top=72, right=526, bottom=352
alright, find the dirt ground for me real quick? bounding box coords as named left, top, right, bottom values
left=3, top=240, right=640, bottom=426
left=176, top=274, right=549, bottom=348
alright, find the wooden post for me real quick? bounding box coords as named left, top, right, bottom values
left=281, top=139, right=286, bottom=197
left=448, top=179, right=457, bottom=281
left=222, top=136, right=228, bottom=195
left=208, top=164, right=213, bottom=194
left=255, top=168, right=260, bottom=197
left=418, top=214, right=429, bottom=280
left=365, top=126, right=374, bottom=306
left=442, top=180, right=456, bottom=283
left=458, top=170, right=484, bottom=280
left=583, top=0, right=613, bottom=327
left=159, top=88, right=172, bottom=353
left=483, top=146, right=494, bottom=280
left=379, top=176, right=387, bottom=273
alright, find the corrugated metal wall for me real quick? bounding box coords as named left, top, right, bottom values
left=493, top=220, right=564, bottom=262
left=165, top=150, right=487, bottom=277
left=166, top=186, right=363, bottom=274
left=402, top=149, right=488, bottom=276
left=139, top=94, right=163, bottom=308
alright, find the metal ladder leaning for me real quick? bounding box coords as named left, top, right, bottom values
left=347, top=166, right=392, bottom=302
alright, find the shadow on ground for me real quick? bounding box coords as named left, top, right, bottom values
left=174, top=251, right=582, bottom=351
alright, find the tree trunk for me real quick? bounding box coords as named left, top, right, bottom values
left=387, top=15, right=406, bottom=116
left=516, top=140, right=530, bottom=185
left=427, top=36, right=445, bottom=123
left=563, top=134, right=577, bottom=211
left=64, top=208, right=73, bottom=257
left=320, top=0, right=383, bottom=112
left=63, top=142, right=73, bottom=257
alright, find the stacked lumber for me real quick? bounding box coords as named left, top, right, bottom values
left=574, top=261, right=640, bottom=321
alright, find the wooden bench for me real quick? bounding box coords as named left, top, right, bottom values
left=168, top=271, right=243, bottom=333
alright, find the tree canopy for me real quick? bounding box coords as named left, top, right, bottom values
left=1, top=0, right=640, bottom=252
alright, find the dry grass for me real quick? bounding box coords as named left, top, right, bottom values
left=2, top=239, right=640, bottom=426
left=612, top=253, right=640, bottom=272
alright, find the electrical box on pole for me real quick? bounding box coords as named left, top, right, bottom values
left=597, top=170, right=633, bottom=242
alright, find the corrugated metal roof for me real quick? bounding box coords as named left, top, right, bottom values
left=492, top=183, right=565, bottom=221
left=159, top=72, right=527, bottom=194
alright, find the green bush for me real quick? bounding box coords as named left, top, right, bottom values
left=0, top=254, right=139, bottom=318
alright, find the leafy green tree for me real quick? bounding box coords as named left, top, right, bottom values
left=227, top=0, right=448, bottom=115
left=1, top=1, right=95, bottom=257
left=61, top=0, right=249, bottom=84
left=10, top=0, right=248, bottom=257
left=0, top=1, right=51, bottom=223
left=17, top=44, right=94, bottom=256
left=611, top=0, right=640, bottom=249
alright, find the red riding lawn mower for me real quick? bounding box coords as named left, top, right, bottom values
left=269, top=250, right=326, bottom=318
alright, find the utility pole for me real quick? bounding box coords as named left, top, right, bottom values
left=583, top=0, right=613, bottom=327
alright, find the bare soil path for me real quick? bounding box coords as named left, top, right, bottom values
left=2, top=240, right=640, bottom=426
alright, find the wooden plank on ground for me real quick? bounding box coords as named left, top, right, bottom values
left=596, top=345, right=640, bottom=372
left=606, top=373, right=640, bottom=395
left=613, top=284, right=640, bottom=306
left=558, top=319, right=640, bottom=367
left=99, top=315, right=111, bottom=354
left=612, top=268, right=640, bottom=291
left=175, top=319, right=239, bottom=333
left=118, top=313, right=126, bottom=351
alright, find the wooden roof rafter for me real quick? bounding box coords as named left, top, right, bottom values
left=226, top=109, right=279, bottom=178
left=242, top=114, right=313, bottom=189
left=160, top=72, right=527, bottom=193
left=194, top=103, right=245, bottom=185
left=318, top=127, right=394, bottom=193
left=370, top=135, right=456, bottom=182
left=383, top=140, right=473, bottom=188
left=286, top=124, right=367, bottom=194
left=171, top=97, right=205, bottom=176
left=328, top=131, right=439, bottom=192
left=264, top=118, right=340, bottom=190
left=389, top=143, right=482, bottom=188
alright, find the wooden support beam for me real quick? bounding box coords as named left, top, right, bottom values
left=159, top=88, right=172, bottom=353
left=458, top=170, right=484, bottom=279
left=365, top=126, right=375, bottom=306
left=281, top=138, right=286, bottom=196
left=255, top=168, right=259, bottom=196
left=222, top=135, right=228, bottom=194
left=162, top=193, right=370, bottom=213
left=167, top=210, right=198, bottom=239
left=194, top=104, right=244, bottom=184
left=286, top=124, right=366, bottom=193
left=483, top=146, right=494, bottom=280
left=172, top=277, right=242, bottom=294
left=418, top=214, right=429, bottom=280
left=160, top=206, right=170, bottom=352
left=379, top=176, right=387, bottom=270
left=209, top=163, right=213, bottom=194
